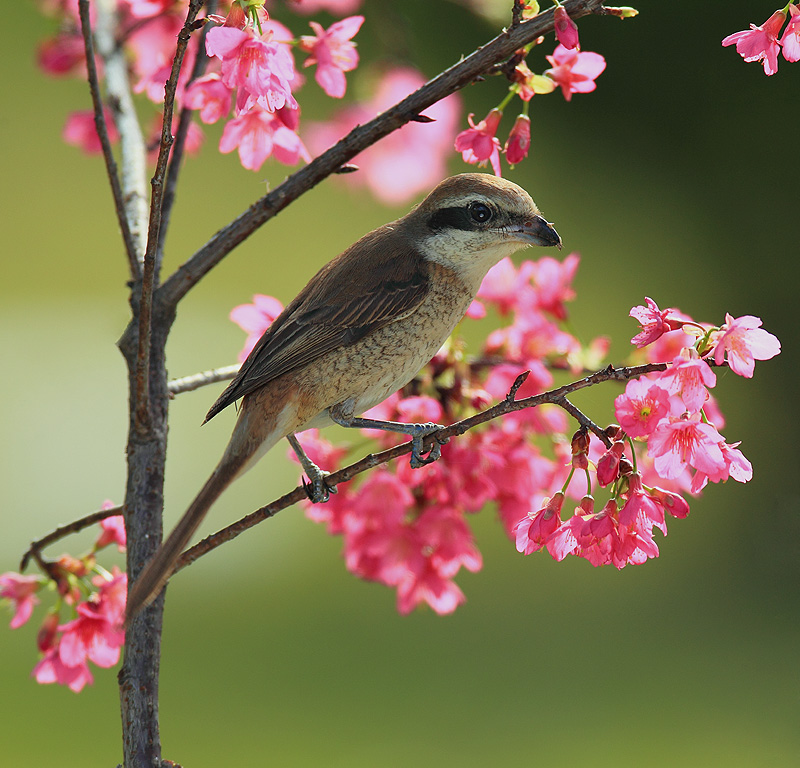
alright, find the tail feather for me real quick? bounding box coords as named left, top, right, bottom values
left=125, top=464, right=235, bottom=622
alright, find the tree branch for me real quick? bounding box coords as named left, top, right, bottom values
left=168, top=364, right=241, bottom=396
left=19, top=505, right=123, bottom=572
left=134, top=0, right=204, bottom=434
left=77, top=0, right=139, bottom=278
left=173, top=360, right=667, bottom=575
left=94, top=0, right=149, bottom=265
left=155, top=0, right=606, bottom=312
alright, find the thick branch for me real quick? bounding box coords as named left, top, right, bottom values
left=77, top=0, right=139, bottom=278
left=173, top=361, right=667, bottom=574
left=156, top=0, right=606, bottom=312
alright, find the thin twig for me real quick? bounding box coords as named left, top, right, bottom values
left=19, top=505, right=123, bottom=572
left=154, top=0, right=606, bottom=313
left=157, top=0, right=216, bottom=264
left=168, top=364, right=240, bottom=396
left=77, top=0, right=139, bottom=278
left=135, top=0, right=204, bottom=433
left=173, top=360, right=667, bottom=575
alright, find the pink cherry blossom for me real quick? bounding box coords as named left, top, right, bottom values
left=38, top=33, right=85, bottom=77
left=711, top=314, right=781, bottom=378
left=504, top=114, right=531, bottom=165
left=300, top=16, right=363, bottom=98
left=658, top=354, right=716, bottom=413
left=780, top=4, right=800, bottom=61
left=648, top=414, right=726, bottom=481
left=454, top=109, right=503, bottom=176
left=596, top=441, right=625, bottom=486
left=396, top=560, right=466, bottom=615
left=63, top=109, right=119, bottom=154
left=614, top=377, right=671, bottom=438
left=554, top=6, right=580, bottom=50
left=184, top=73, right=233, bottom=124
left=219, top=104, right=308, bottom=172
left=530, top=253, right=579, bottom=321
left=649, top=486, right=690, bottom=519
left=544, top=44, right=606, bottom=102
left=230, top=294, right=284, bottom=361
left=206, top=25, right=297, bottom=113
left=95, top=509, right=126, bottom=552
left=722, top=8, right=787, bottom=75
left=33, top=647, right=94, bottom=693
left=0, top=572, right=42, bottom=629
left=629, top=297, right=684, bottom=348
left=514, top=492, right=564, bottom=554
left=690, top=441, right=753, bottom=494
left=306, top=68, right=460, bottom=204
left=477, top=257, right=537, bottom=315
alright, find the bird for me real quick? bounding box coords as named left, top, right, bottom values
left=125, top=172, right=561, bottom=620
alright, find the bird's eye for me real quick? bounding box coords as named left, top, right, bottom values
left=469, top=202, right=493, bottom=224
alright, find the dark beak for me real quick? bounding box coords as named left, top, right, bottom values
left=513, top=215, right=562, bottom=250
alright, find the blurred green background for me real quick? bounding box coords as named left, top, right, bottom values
left=2, top=1, right=797, bottom=766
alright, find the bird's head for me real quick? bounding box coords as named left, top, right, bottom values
left=402, top=173, right=561, bottom=286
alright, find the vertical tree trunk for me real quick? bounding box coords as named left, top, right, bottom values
left=118, top=304, right=174, bottom=768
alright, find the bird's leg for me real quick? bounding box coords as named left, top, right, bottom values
left=329, top=401, right=449, bottom=469
left=286, top=433, right=337, bottom=503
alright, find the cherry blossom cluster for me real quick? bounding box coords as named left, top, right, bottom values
left=38, top=0, right=365, bottom=171
left=227, top=261, right=779, bottom=615
left=454, top=3, right=612, bottom=175
left=1, top=505, right=127, bottom=692
left=723, top=3, right=800, bottom=75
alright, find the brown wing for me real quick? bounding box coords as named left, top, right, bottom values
left=204, top=226, right=429, bottom=423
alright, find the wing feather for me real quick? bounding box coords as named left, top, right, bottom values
left=204, top=228, right=429, bottom=422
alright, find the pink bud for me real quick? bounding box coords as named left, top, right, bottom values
left=554, top=6, right=580, bottom=50
left=650, top=487, right=690, bottom=519
left=504, top=114, right=531, bottom=165
left=596, top=441, right=624, bottom=487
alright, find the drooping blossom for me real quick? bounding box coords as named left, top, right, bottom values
left=504, top=114, right=531, bottom=165
left=648, top=414, right=726, bottom=481
left=299, top=16, right=364, bottom=98
left=722, top=8, right=787, bottom=75
left=95, top=507, right=127, bottom=552
left=544, top=44, right=606, bottom=101
left=780, top=4, right=800, bottom=61
left=515, top=492, right=564, bottom=554
left=219, top=103, right=309, bottom=172
left=229, top=294, right=284, bottom=361
left=0, top=573, right=43, bottom=629
left=512, top=60, right=556, bottom=101
left=690, top=440, right=753, bottom=493
left=454, top=109, right=503, bottom=176
left=206, top=23, right=297, bottom=113
left=554, top=5, right=580, bottom=50
left=711, top=314, right=781, bottom=378
left=37, top=33, right=86, bottom=77
left=530, top=253, right=579, bottom=321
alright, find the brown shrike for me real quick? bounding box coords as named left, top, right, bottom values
left=126, top=173, right=561, bottom=619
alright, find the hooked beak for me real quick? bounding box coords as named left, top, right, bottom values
left=511, top=215, right=562, bottom=250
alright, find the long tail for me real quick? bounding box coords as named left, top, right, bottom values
left=125, top=461, right=238, bottom=622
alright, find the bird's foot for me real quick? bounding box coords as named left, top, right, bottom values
left=302, top=467, right=337, bottom=504
left=408, top=422, right=449, bottom=469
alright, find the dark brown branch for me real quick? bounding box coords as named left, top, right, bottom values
left=77, top=0, right=139, bottom=278
left=134, top=0, right=204, bottom=433
left=155, top=0, right=606, bottom=312
left=19, top=505, right=123, bottom=572
left=173, top=360, right=667, bottom=575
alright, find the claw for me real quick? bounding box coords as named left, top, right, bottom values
left=302, top=471, right=337, bottom=504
